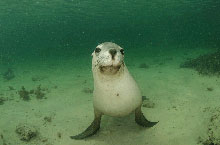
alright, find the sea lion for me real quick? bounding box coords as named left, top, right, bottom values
left=70, top=42, right=158, bottom=140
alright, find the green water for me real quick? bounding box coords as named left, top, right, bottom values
left=0, top=0, right=220, bottom=145
left=1, top=0, right=220, bottom=60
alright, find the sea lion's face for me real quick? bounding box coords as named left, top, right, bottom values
left=92, top=42, right=124, bottom=75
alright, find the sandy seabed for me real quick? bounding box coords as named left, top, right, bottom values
left=0, top=47, right=220, bottom=145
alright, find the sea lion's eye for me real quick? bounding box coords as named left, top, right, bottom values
left=95, top=48, right=101, bottom=53
left=120, top=49, right=124, bottom=55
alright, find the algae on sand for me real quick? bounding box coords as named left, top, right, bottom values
left=180, top=50, right=220, bottom=75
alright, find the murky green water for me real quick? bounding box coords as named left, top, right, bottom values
left=1, top=0, right=219, bottom=60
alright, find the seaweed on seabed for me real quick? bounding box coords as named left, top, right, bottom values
left=34, top=85, right=45, bottom=99
left=18, top=86, right=30, bottom=101
left=15, top=123, right=38, bottom=141
left=3, top=68, right=15, bottom=80
left=180, top=50, right=220, bottom=75
left=0, top=97, right=7, bottom=105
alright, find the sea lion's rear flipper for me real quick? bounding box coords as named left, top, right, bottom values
left=135, top=106, right=158, bottom=127
left=70, top=112, right=102, bottom=140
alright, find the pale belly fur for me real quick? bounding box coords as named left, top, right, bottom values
left=93, top=71, right=142, bottom=117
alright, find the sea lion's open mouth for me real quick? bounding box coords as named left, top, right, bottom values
left=99, top=65, right=121, bottom=75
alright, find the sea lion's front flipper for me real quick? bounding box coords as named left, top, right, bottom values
left=135, top=106, right=158, bottom=127
left=70, top=111, right=102, bottom=140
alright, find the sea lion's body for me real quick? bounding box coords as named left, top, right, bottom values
left=93, top=66, right=142, bottom=117
left=71, top=42, right=158, bottom=140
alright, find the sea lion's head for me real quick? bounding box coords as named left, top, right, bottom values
left=92, top=42, right=125, bottom=75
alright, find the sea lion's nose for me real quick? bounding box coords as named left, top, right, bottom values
left=109, top=49, right=117, bottom=59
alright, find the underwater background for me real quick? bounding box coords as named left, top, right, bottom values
left=0, top=0, right=220, bottom=145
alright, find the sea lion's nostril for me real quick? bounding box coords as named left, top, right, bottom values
left=109, top=49, right=117, bottom=58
